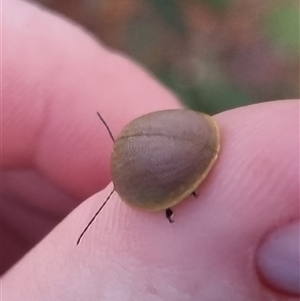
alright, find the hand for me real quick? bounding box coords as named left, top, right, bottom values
left=2, top=0, right=299, bottom=300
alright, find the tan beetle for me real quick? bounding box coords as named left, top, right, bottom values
left=77, top=109, right=220, bottom=244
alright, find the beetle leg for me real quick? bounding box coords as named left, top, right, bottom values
left=165, top=208, right=174, bottom=223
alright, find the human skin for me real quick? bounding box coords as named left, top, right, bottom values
left=2, top=0, right=299, bottom=300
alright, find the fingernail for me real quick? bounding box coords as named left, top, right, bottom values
left=256, top=221, right=300, bottom=296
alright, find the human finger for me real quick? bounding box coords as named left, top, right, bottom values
left=3, top=100, right=298, bottom=300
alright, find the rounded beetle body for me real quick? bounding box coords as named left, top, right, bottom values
left=76, top=109, right=221, bottom=244
left=110, top=109, right=220, bottom=212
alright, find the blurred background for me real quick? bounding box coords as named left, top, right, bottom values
left=34, top=0, right=299, bottom=114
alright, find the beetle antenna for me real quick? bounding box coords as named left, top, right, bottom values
left=97, top=112, right=115, bottom=142
left=76, top=189, right=115, bottom=245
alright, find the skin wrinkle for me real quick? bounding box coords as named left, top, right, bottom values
left=4, top=70, right=52, bottom=170
left=32, top=98, right=53, bottom=169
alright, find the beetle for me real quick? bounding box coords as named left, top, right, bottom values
left=77, top=109, right=220, bottom=245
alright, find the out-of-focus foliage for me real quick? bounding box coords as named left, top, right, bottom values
left=265, top=4, right=299, bottom=57
left=34, top=0, right=299, bottom=114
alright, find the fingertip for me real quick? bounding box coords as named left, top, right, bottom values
left=256, top=220, right=300, bottom=296
left=3, top=0, right=181, bottom=198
